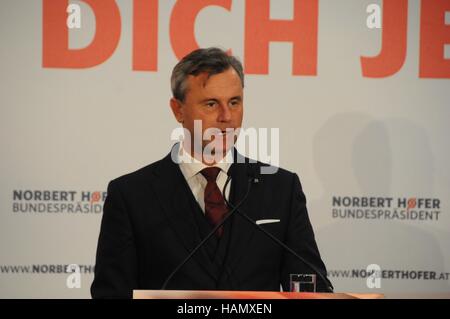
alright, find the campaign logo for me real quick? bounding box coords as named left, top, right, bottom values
left=331, top=196, right=441, bottom=221
left=11, top=190, right=106, bottom=214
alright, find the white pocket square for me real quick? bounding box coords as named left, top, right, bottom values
left=255, top=219, right=280, bottom=225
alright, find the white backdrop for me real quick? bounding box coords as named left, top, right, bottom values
left=1, top=0, right=449, bottom=298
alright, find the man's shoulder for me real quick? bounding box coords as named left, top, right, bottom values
left=108, top=153, right=172, bottom=189
left=243, top=157, right=300, bottom=185
left=246, top=160, right=306, bottom=202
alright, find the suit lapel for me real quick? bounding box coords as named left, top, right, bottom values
left=147, top=150, right=219, bottom=281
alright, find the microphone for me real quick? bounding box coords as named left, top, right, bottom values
left=223, top=165, right=334, bottom=293
left=160, top=169, right=255, bottom=290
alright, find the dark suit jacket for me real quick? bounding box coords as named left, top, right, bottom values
left=91, top=148, right=331, bottom=298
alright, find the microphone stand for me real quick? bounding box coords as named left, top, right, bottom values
left=222, top=168, right=334, bottom=293
left=160, top=175, right=253, bottom=290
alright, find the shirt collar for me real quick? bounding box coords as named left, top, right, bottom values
left=178, top=143, right=233, bottom=180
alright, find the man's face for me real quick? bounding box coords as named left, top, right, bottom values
left=170, top=68, right=244, bottom=162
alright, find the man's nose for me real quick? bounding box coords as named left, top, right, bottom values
left=217, top=104, right=232, bottom=122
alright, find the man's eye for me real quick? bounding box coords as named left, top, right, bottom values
left=230, top=100, right=240, bottom=107
left=206, top=101, right=217, bottom=107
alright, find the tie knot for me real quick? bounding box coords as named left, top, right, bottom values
left=200, top=167, right=221, bottom=182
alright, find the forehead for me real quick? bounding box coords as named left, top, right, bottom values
left=185, top=68, right=243, bottom=100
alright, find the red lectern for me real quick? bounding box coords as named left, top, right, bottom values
left=133, top=290, right=383, bottom=299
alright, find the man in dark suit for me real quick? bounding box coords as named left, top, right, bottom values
left=91, top=48, right=331, bottom=298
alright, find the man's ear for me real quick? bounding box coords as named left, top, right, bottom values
left=170, top=98, right=184, bottom=123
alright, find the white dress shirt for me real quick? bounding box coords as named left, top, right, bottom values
left=177, top=145, right=232, bottom=214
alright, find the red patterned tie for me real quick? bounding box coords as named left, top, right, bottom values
left=200, top=167, right=228, bottom=238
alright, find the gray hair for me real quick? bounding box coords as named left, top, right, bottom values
left=170, top=47, right=244, bottom=102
